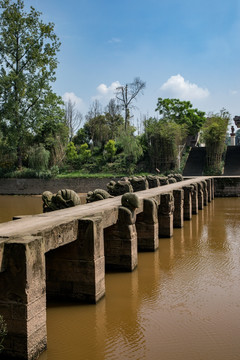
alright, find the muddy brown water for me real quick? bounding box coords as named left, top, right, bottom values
left=1, top=196, right=240, bottom=360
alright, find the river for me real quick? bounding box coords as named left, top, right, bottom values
left=1, top=196, right=240, bottom=360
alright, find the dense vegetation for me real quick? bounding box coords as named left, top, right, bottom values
left=0, top=0, right=231, bottom=179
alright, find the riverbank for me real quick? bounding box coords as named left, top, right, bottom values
left=0, top=177, right=122, bottom=195
left=1, top=176, right=240, bottom=196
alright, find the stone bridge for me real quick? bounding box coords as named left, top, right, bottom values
left=0, top=176, right=214, bottom=359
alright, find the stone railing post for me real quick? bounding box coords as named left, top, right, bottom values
left=0, top=237, right=47, bottom=360
left=136, top=198, right=159, bottom=251
left=173, top=189, right=184, bottom=228
left=198, top=182, right=204, bottom=210
left=183, top=185, right=193, bottom=220
left=158, top=192, right=174, bottom=238
left=104, top=193, right=139, bottom=271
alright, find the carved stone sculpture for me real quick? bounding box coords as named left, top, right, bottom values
left=168, top=177, right=177, bottom=184
left=129, top=176, right=149, bottom=192
left=42, top=189, right=81, bottom=212
left=119, top=193, right=140, bottom=225
left=107, top=180, right=133, bottom=196
left=173, top=174, right=183, bottom=182
left=86, top=189, right=113, bottom=203
left=158, top=176, right=169, bottom=186
left=146, top=175, right=160, bottom=188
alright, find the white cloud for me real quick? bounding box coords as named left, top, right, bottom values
left=160, top=74, right=210, bottom=100
left=92, top=81, right=121, bottom=101
left=230, top=90, right=238, bottom=95
left=108, top=38, right=122, bottom=44
left=62, top=92, right=84, bottom=110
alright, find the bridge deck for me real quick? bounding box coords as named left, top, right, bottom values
left=0, top=177, right=209, bottom=239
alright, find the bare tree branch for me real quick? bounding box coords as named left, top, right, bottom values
left=115, top=77, right=146, bottom=130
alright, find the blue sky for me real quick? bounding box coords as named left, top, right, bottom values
left=24, top=0, right=240, bottom=127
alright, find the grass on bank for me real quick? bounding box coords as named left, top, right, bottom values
left=56, top=171, right=151, bottom=179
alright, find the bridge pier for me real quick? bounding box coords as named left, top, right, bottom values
left=136, top=198, right=159, bottom=251
left=173, top=189, right=184, bottom=228
left=191, top=183, right=199, bottom=214
left=0, top=237, right=47, bottom=360
left=158, top=193, right=174, bottom=238
left=198, top=183, right=204, bottom=210
left=206, top=179, right=212, bottom=202
left=183, top=186, right=193, bottom=220
left=202, top=180, right=208, bottom=206
left=46, top=217, right=105, bottom=304
left=104, top=207, right=138, bottom=271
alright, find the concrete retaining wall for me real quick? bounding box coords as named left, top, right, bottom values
left=0, top=177, right=122, bottom=195
left=214, top=176, right=240, bottom=197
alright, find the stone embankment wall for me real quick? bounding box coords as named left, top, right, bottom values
left=214, top=176, right=240, bottom=197
left=0, top=177, right=121, bottom=195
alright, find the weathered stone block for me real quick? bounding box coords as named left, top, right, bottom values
left=158, top=192, right=174, bottom=238
left=173, top=189, right=184, bottom=228
left=136, top=198, right=159, bottom=251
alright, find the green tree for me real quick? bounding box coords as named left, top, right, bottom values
left=116, top=127, right=143, bottom=174
left=144, top=117, right=186, bottom=172
left=201, top=109, right=230, bottom=173
left=28, top=144, right=50, bottom=173
left=0, top=0, right=62, bottom=167
left=84, top=114, right=110, bottom=148
left=155, top=98, right=206, bottom=135
left=104, top=139, right=116, bottom=161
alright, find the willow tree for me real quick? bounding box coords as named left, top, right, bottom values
left=201, top=109, right=230, bottom=174
left=144, top=117, right=187, bottom=172
left=0, top=0, right=62, bottom=168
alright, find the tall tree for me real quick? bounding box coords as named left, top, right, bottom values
left=65, top=99, right=83, bottom=141
left=0, top=0, right=62, bottom=167
left=155, top=98, right=206, bottom=135
left=115, top=77, right=146, bottom=130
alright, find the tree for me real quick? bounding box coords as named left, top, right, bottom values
left=0, top=0, right=62, bottom=167
left=65, top=99, right=82, bottom=141
left=104, top=99, right=124, bottom=139
left=115, top=77, right=146, bottom=130
left=201, top=109, right=230, bottom=173
left=85, top=100, right=102, bottom=122
left=155, top=98, right=206, bottom=135
left=144, top=117, right=186, bottom=172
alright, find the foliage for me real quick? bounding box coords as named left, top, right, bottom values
left=201, top=109, right=230, bottom=172
left=104, top=140, right=116, bottom=161
left=155, top=98, right=206, bottom=135
left=144, top=117, right=187, bottom=172
left=78, top=143, right=91, bottom=163
left=116, top=127, right=143, bottom=174
left=28, top=144, right=50, bottom=172
left=0, top=0, right=62, bottom=167
left=0, top=315, right=7, bottom=353
left=73, top=128, right=90, bottom=146
left=66, top=141, right=78, bottom=162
